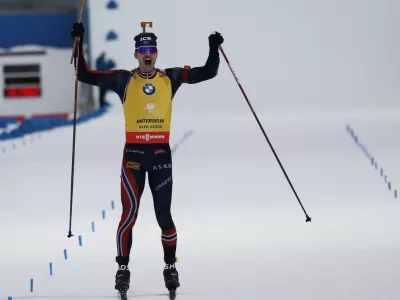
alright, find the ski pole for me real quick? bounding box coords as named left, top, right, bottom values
left=218, top=45, right=312, bottom=223
left=68, top=0, right=86, bottom=238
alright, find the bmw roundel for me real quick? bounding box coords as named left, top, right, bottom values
left=143, top=83, right=156, bottom=95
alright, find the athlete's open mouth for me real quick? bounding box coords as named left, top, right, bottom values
left=144, top=59, right=152, bottom=65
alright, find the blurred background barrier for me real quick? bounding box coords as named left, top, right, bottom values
left=0, top=0, right=107, bottom=142
left=0, top=0, right=95, bottom=124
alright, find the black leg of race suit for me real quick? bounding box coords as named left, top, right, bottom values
left=148, top=146, right=177, bottom=265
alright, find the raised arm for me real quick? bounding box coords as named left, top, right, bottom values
left=71, top=22, right=130, bottom=101
left=165, top=32, right=224, bottom=97
left=185, top=31, right=224, bottom=83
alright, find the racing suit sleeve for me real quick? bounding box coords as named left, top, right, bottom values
left=74, top=44, right=130, bottom=102
left=164, top=46, right=220, bottom=98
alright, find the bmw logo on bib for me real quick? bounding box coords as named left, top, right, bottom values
left=143, top=83, right=156, bottom=95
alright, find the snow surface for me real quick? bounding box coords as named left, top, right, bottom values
left=1, top=0, right=400, bottom=299
left=1, top=107, right=400, bottom=300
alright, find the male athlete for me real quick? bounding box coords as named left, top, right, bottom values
left=70, top=22, right=224, bottom=295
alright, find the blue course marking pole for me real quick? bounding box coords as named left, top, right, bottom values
left=102, top=210, right=106, bottom=219
left=92, top=221, right=95, bottom=232
left=78, top=235, right=83, bottom=246
left=64, top=249, right=68, bottom=260
left=111, top=200, right=115, bottom=210
left=347, top=125, right=398, bottom=201
left=30, top=278, right=33, bottom=292
left=50, top=262, right=53, bottom=275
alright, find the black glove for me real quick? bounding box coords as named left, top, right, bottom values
left=71, top=22, right=84, bottom=40
left=209, top=31, right=224, bottom=49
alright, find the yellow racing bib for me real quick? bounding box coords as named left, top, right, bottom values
left=123, top=69, right=172, bottom=143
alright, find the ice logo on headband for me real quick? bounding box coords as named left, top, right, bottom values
left=140, top=37, right=152, bottom=41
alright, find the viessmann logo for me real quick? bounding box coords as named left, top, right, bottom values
left=136, top=133, right=165, bottom=142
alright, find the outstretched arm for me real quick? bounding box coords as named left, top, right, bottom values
left=71, top=23, right=130, bottom=101
left=165, top=32, right=224, bottom=97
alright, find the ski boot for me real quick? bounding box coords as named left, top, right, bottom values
left=163, top=260, right=180, bottom=299
left=115, top=266, right=130, bottom=299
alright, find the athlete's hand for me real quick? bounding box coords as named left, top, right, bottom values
left=209, top=31, right=224, bottom=48
left=71, top=22, right=84, bottom=40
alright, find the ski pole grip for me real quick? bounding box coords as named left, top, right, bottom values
left=70, top=0, right=86, bottom=64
